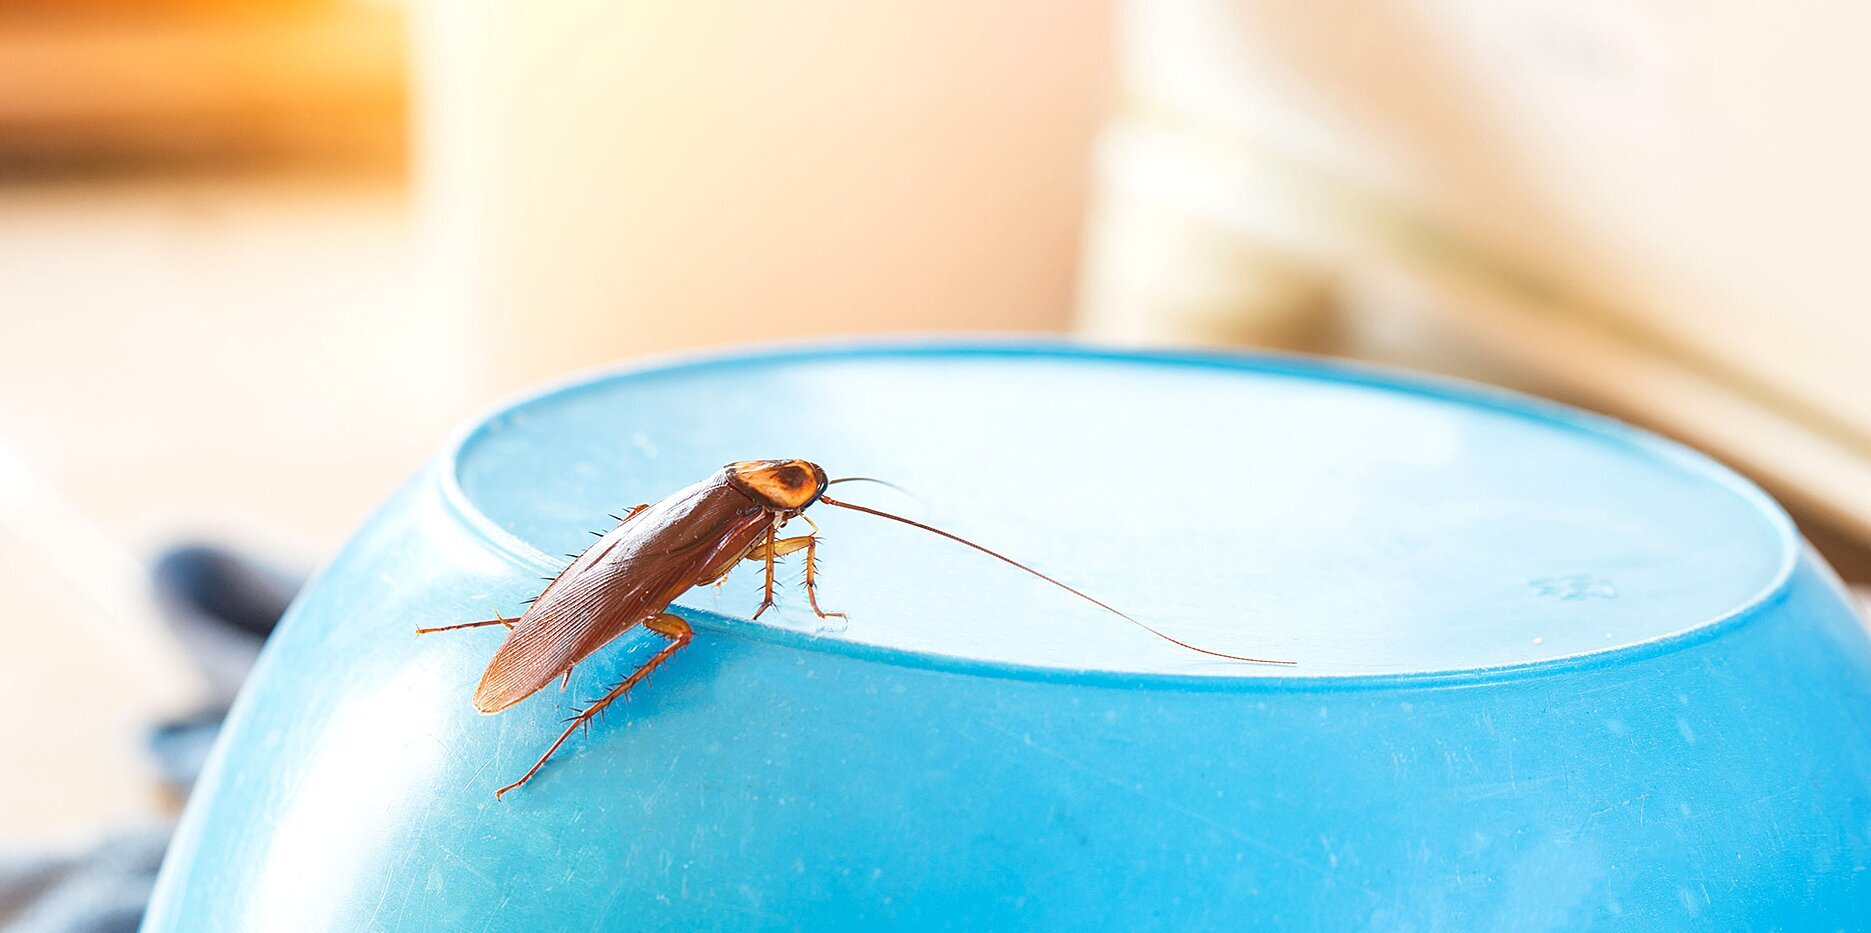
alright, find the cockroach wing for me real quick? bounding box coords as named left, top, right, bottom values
left=472, top=476, right=771, bottom=713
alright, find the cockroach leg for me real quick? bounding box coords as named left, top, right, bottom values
left=701, top=532, right=807, bottom=592
left=802, top=535, right=845, bottom=621
left=743, top=536, right=813, bottom=563
left=415, top=613, right=514, bottom=635
left=714, top=534, right=812, bottom=600
left=797, top=515, right=845, bottom=621
left=750, top=518, right=782, bottom=620
left=495, top=613, right=694, bottom=798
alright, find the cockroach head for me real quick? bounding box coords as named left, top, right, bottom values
left=725, top=459, right=828, bottom=511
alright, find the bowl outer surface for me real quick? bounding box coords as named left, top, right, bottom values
left=145, top=343, right=1871, bottom=930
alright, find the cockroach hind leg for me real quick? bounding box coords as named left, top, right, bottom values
left=493, top=614, right=694, bottom=799
left=415, top=614, right=515, bottom=636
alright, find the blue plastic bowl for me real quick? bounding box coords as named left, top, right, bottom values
left=146, top=342, right=1871, bottom=929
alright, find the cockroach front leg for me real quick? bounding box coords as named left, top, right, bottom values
left=496, top=613, right=694, bottom=798
left=799, top=515, right=845, bottom=622
left=802, top=538, right=845, bottom=622
left=742, top=536, right=813, bottom=563
left=734, top=519, right=842, bottom=622
left=701, top=534, right=809, bottom=591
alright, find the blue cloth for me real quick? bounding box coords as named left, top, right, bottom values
left=0, top=831, right=167, bottom=933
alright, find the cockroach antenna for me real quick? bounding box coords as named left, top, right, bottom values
left=427, top=458, right=1290, bottom=799
left=817, top=495, right=1294, bottom=665
left=826, top=476, right=915, bottom=497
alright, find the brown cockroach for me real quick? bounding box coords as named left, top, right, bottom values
left=419, top=459, right=1292, bottom=797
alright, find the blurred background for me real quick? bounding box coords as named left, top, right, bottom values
left=2, top=0, right=1868, bottom=893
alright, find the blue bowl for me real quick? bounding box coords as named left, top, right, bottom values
left=146, top=342, right=1871, bottom=929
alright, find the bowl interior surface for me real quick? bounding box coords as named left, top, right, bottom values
left=449, top=345, right=1793, bottom=679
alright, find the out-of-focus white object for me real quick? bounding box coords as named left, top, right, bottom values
left=1079, top=0, right=1871, bottom=547
left=0, top=440, right=204, bottom=709
left=413, top=0, right=1111, bottom=391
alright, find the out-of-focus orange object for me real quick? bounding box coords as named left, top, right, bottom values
left=0, top=1, right=403, bottom=174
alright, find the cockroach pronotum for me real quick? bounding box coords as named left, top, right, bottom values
left=419, top=459, right=1293, bottom=797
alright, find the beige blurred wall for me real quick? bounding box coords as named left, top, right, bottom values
left=1080, top=0, right=1871, bottom=553
left=0, top=4, right=1112, bottom=842
left=416, top=1, right=1114, bottom=391
left=1101, top=0, right=1871, bottom=426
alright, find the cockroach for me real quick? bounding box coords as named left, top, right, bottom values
left=419, top=459, right=1292, bottom=797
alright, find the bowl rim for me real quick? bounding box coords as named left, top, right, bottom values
left=434, top=336, right=1804, bottom=692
